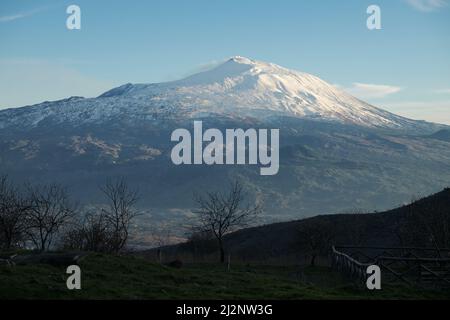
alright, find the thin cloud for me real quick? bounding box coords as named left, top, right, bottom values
left=0, top=13, right=29, bottom=23
left=343, top=83, right=403, bottom=99
left=381, top=100, right=450, bottom=125
left=404, top=0, right=449, bottom=12
left=435, top=88, right=450, bottom=94
left=181, top=59, right=225, bottom=78
left=0, top=6, right=49, bottom=23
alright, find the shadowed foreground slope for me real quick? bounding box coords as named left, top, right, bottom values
left=151, top=188, right=450, bottom=264
left=1, top=253, right=448, bottom=299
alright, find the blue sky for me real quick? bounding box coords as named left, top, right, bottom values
left=1, top=0, right=450, bottom=123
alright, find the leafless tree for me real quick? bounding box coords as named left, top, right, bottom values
left=193, top=181, right=261, bottom=263
left=297, top=219, right=335, bottom=267
left=25, top=183, right=76, bottom=251
left=0, top=175, right=29, bottom=249
left=61, top=210, right=112, bottom=252
left=152, top=226, right=173, bottom=248
left=60, top=223, right=85, bottom=251
left=83, top=210, right=112, bottom=252
left=61, top=179, right=140, bottom=253
left=150, top=225, right=173, bottom=263
left=100, top=178, right=140, bottom=253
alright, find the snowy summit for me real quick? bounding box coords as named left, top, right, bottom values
left=0, top=56, right=427, bottom=129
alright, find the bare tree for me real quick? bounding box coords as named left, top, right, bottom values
left=83, top=210, right=112, bottom=252
left=61, top=179, right=140, bottom=253
left=0, top=175, right=29, bottom=249
left=25, top=183, right=76, bottom=251
left=61, top=210, right=112, bottom=252
left=193, top=181, right=261, bottom=263
left=60, top=223, right=85, bottom=251
left=297, top=219, right=335, bottom=267
left=151, top=225, right=173, bottom=263
left=100, top=178, right=140, bottom=253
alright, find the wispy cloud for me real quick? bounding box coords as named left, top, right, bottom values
left=435, top=88, right=450, bottom=94
left=404, top=0, right=449, bottom=12
left=0, top=13, right=29, bottom=23
left=0, top=7, right=47, bottom=23
left=381, top=100, right=450, bottom=125
left=341, top=83, right=403, bottom=99
left=180, top=59, right=225, bottom=78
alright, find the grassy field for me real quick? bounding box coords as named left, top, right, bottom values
left=0, top=253, right=449, bottom=299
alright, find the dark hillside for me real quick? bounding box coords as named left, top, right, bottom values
left=145, top=188, right=450, bottom=264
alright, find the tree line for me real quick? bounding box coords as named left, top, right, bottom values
left=1, top=175, right=262, bottom=263
left=0, top=175, right=139, bottom=253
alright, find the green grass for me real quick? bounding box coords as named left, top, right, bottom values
left=0, top=253, right=449, bottom=299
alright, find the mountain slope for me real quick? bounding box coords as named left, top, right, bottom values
left=1, top=57, right=450, bottom=245
left=149, top=188, right=450, bottom=262
left=104, top=56, right=421, bottom=129
left=0, top=56, right=444, bottom=133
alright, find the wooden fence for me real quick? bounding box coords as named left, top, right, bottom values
left=331, top=246, right=450, bottom=287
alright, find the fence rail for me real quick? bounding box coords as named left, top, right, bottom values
left=331, top=246, right=450, bottom=287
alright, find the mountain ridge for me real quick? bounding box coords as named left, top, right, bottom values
left=1, top=57, right=450, bottom=242
left=145, top=188, right=450, bottom=260
left=0, top=56, right=446, bottom=133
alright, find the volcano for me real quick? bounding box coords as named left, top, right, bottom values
left=0, top=56, right=441, bottom=132
left=0, top=56, right=449, bottom=244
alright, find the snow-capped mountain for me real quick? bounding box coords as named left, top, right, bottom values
left=0, top=56, right=438, bottom=131
left=1, top=56, right=450, bottom=242
left=101, top=55, right=413, bottom=128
